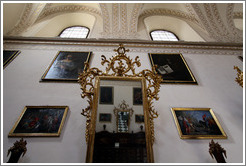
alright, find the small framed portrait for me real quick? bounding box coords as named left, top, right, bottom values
left=133, top=87, right=143, bottom=105
left=171, top=108, right=227, bottom=139
left=41, top=51, right=92, bottom=82
left=135, top=114, right=144, bottom=123
left=3, top=50, right=21, bottom=69
left=99, top=86, right=114, bottom=104
left=99, top=113, right=112, bottom=122
left=149, top=53, right=197, bottom=84
left=8, top=106, right=69, bottom=137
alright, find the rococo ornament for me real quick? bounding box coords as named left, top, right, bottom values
left=234, top=66, right=243, bottom=88
left=78, top=44, right=162, bottom=144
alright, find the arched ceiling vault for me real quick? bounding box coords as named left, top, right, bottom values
left=3, top=3, right=243, bottom=43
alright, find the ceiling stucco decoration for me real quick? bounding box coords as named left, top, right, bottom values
left=7, top=4, right=33, bottom=36
left=191, top=3, right=242, bottom=43
left=7, top=3, right=47, bottom=36
left=129, top=4, right=144, bottom=36
left=139, top=8, right=200, bottom=26
left=35, top=4, right=102, bottom=23
left=226, top=4, right=243, bottom=40
left=101, top=4, right=143, bottom=39
left=100, top=3, right=111, bottom=37
left=233, top=12, right=243, bottom=19
left=3, top=3, right=243, bottom=43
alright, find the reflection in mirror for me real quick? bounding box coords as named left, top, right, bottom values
left=91, top=78, right=150, bottom=163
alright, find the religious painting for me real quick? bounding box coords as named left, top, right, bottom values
left=148, top=53, right=197, bottom=84
left=135, top=114, right=144, bottom=123
left=3, top=50, right=21, bottom=69
left=133, top=87, right=143, bottom=105
left=171, top=108, right=227, bottom=139
left=99, top=86, right=114, bottom=105
left=8, top=106, right=69, bottom=137
left=99, top=113, right=112, bottom=122
left=41, top=51, right=92, bottom=82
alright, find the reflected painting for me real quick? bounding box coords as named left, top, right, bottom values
left=149, top=53, right=197, bottom=84
left=41, top=51, right=91, bottom=81
left=8, top=106, right=68, bottom=137
left=171, top=108, right=227, bottom=139
left=133, top=88, right=143, bottom=105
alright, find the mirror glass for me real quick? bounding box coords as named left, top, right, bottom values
left=117, top=111, right=129, bottom=133
left=88, top=77, right=152, bottom=163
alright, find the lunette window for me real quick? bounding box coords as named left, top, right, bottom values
left=150, top=30, right=179, bottom=41
left=59, top=26, right=89, bottom=38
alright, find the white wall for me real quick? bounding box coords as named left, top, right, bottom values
left=2, top=41, right=243, bottom=164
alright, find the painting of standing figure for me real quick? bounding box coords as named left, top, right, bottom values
left=41, top=51, right=92, bottom=82
left=8, top=106, right=68, bottom=137
left=171, top=108, right=227, bottom=139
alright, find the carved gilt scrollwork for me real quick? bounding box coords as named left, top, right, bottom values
left=234, top=66, right=243, bottom=88
left=78, top=44, right=162, bottom=144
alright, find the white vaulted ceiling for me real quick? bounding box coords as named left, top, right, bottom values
left=3, top=2, right=243, bottom=43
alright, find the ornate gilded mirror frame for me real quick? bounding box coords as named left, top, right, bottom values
left=78, top=44, right=162, bottom=162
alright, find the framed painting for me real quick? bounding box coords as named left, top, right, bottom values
left=8, top=106, right=69, bottom=137
left=99, top=113, right=112, bottom=122
left=148, top=53, right=197, bottom=84
left=133, top=87, right=143, bottom=105
left=135, top=114, right=144, bottom=123
left=3, top=50, right=21, bottom=69
left=171, top=108, right=227, bottom=139
left=99, top=86, right=114, bottom=105
left=41, top=51, right=92, bottom=82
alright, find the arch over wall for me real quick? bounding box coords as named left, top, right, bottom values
left=143, top=15, right=205, bottom=42
left=26, top=13, right=96, bottom=37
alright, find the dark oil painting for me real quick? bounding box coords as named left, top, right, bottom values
left=99, top=113, right=112, bottom=122
left=3, top=50, right=21, bottom=69
left=42, top=51, right=91, bottom=81
left=9, top=106, right=68, bottom=137
left=99, top=86, right=113, bottom=104
left=135, top=114, right=144, bottom=123
left=149, top=53, right=197, bottom=84
left=171, top=108, right=227, bottom=139
left=133, top=87, right=143, bottom=105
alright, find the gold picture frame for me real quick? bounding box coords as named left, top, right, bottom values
left=3, top=50, right=21, bottom=69
left=41, top=51, right=92, bottom=82
left=171, top=107, right=227, bottom=139
left=8, top=106, right=69, bottom=137
left=149, top=53, right=197, bottom=84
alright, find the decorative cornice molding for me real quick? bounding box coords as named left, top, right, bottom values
left=3, top=37, right=242, bottom=56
